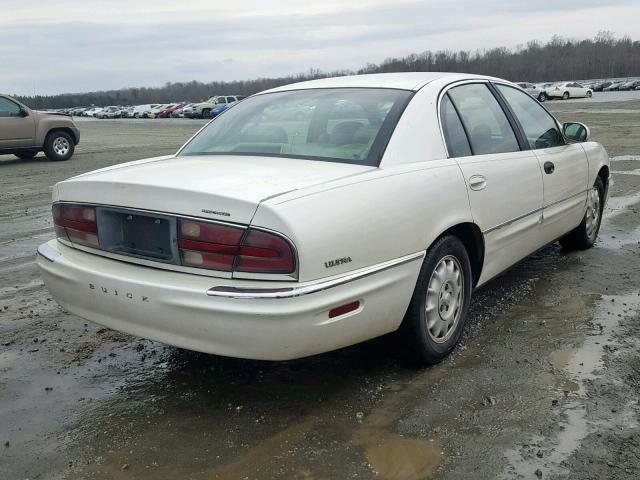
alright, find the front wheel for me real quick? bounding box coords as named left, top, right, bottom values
left=399, top=235, right=472, bottom=365
left=44, top=131, right=74, bottom=161
left=201, top=109, right=210, bottom=119
left=562, top=91, right=570, bottom=100
left=560, top=177, right=604, bottom=250
left=586, top=91, right=592, bottom=98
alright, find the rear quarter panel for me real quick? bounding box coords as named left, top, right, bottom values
left=253, top=159, right=473, bottom=282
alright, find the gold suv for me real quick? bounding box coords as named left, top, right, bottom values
left=0, top=95, right=80, bottom=161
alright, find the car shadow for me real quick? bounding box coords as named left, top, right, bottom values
left=0, top=154, right=51, bottom=166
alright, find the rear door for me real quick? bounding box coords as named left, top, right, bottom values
left=442, top=82, right=545, bottom=284
left=0, top=97, right=35, bottom=147
left=494, top=84, right=589, bottom=243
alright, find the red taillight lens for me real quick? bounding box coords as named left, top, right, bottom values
left=236, top=229, right=295, bottom=274
left=52, top=204, right=99, bottom=248
left=177, top=218, right=295, bottom=275
left=178, top=219, right=244, bottom=271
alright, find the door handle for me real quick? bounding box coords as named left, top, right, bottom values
left=544, top=161, right=555, bottom=174
left=468, top=175, right=487, bottom=191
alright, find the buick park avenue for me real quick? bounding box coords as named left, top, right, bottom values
left=37, top=73, right=610, bottom=364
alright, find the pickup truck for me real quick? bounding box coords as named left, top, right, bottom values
left=0, top=95, right=80, bottom=161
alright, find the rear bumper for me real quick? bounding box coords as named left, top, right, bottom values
left=37, top=240, right=422, bottom=360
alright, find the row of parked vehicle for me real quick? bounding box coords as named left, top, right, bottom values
left=63, top=95, right=247, bottom=119
left=516, top=78, right=640, bottom=102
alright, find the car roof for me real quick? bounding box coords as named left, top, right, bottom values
left=259, top=72, right=503, bottom=94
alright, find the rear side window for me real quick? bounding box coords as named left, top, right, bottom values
left=448, top=83, right=520, bottom=155
left=496, top=85, right=564, bottom=149
left=441, top=94, right=471, bottom=157
left=0, top=97, right=22, bottom=117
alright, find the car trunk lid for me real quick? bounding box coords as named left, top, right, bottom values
left=55, top=155, right=373, bottom=224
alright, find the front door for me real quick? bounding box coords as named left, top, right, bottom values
left=493, top=84, right=589, bottom=243
left=0, top=97, right=35, bottom=147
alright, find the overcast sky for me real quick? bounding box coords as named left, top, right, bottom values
left=1, top=0, right=638, bottom=96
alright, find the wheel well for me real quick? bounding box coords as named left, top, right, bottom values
left=597, top=165, right=610, bottom=196
left=597, top=165, right=609, bottom=185
left=46, top=127, right=77, bottom=145
left=439, top=223, right=484, bottom=287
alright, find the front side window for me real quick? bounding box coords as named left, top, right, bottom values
left=179, top=88, right=412, bottom=166
left=496, top=84, right=564, bottom=149
left=0, top=97, right=22, bottom=117
left=447, top=83, right=520, bottom=155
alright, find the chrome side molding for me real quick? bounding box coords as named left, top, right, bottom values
left=207, top=251, right=425, bottom=299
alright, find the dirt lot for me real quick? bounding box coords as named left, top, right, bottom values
left=1, top=96, right=640, bottom=480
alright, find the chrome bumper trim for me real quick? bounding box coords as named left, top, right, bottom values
left=37, top=243, right=62, bottom=262
left=206, top=251, right=425, bottom=299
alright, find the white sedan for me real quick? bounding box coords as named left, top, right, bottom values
left=546, top=82, right=593, bottom=100
left=37, top=73, right=610, bottom=364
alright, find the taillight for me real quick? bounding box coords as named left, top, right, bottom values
left=52, top=203, right=99, bottom=248
left=177, top=218, right=295, bottom=274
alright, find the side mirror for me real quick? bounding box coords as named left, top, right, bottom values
left=562, top=122, right=590, bottom=143
left=19, top=108, right=29, bottom=117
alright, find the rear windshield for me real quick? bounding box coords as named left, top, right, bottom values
left=179, top=88, right=412, bottom=166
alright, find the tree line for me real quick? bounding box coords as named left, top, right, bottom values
left=13, top=31, right=640, bottom=109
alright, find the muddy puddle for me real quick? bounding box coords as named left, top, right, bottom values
left=502, top=292, right=640, bottom=478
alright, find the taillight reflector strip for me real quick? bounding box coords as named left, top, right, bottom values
left=328, top=301, right=361, bottom=318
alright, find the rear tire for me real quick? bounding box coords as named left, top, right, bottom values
left=559, top=177, right=604, bottom=250
left=586, top=91, right=592, bottom=98
left=14, top=150, right=37, bottom=159
left=399, top=235, right=472, bottom=365
left=44, top=131, right=74, bottom=161
left=538, top=92, right=547, bottom=102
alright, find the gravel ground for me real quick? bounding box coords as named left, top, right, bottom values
left=1, top=96, right=639, bottom=480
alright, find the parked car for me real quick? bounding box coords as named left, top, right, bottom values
left=120, top=107, right=134, bottom=118
left=209, top=98, right=245, bottom=118
left=95, top=106, right=122, bottom=119
left=70, top=107, right=89, bottom=116
left=618, top=80, right=640, bottom=91
left=534, top=83, right=555, bottom=102
left=590, top=81, right=608, bottom=92
left=131, top=104, right=158, bottom=118
left=83, top=107, right=104, bottom=117
left=545, top=82, right=593, bottom=100
left=37, top=73, right=609, bottom=364
left=0, top=94, right=80, bottom=161
left=515, top=82, right=543, bottom=100
left=156, top=103, right=184, bottom=118
left=147, top=104, right=173, bottom=118
left=171, top=104, right=194, bottom=118
left=603, top=81, right=624, bottom=92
